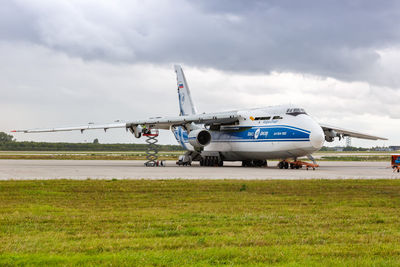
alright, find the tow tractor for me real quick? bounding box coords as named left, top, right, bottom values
left=392, top=155, right=400, bottom=173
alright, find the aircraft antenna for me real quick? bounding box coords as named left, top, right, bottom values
left=345, top=136, right=352, bottom=147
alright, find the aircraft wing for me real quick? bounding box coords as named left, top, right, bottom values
left=12, top=122, right=128, bottom=133
left=128, top=111, right=238, bottom=129
left=320, top=123, right=388, bottom=141
left=12, top=111, right=239, bottom=133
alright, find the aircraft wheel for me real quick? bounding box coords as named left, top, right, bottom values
left=200, top=158, right=204, bottom=166
left=262, top=160, right=267, bottom=167
left=284, top=162, right=289, bottom=169
left=253, top=160, right=266, bottom=167
left=214, top=157, right=219, bottom=166
left=259, top=160, right=267, bottom=167
left=218, top=160, right=223, bottom=167
left=278, top=161, right=284, bottom=169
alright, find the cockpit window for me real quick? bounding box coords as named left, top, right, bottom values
left=286, top=108, right=307, bottom=116
left=254, top=116, right=271, bottom=120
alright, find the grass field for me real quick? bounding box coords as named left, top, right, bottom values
left=320, top=155, right=391, bottom=161
left=1, top=179, right=400, bottom=266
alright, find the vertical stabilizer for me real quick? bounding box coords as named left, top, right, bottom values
left=174, top=65, right=197, bottom=116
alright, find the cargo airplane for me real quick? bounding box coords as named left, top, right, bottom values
left=13, top=65, right=387, bottom=168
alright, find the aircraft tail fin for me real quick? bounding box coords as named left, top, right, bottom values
left=174, top=65, right=197, bottom=116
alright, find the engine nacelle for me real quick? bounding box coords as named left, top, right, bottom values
left=130, top=125, right=142, bottom=138
left=324, top=130, right=337, bottom=142
left=188, top=129, right=211, bottom=148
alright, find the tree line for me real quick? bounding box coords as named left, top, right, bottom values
left=0, top=132, right=182, bottom=151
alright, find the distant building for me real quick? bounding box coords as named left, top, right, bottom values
left=373, top=147, right=392, bottom=152
left=333, top=146, right=345, bottom=152
left=390, top=146, right=400, bottom=151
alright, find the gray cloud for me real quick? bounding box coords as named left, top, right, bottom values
left=1, top=0, right=400, bottom=87
left=1, top=0, right=399, bottom=147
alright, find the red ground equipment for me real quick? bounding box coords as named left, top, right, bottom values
left=392, top=155, right=400, bottom=173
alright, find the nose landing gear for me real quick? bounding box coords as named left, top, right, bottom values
left=277, top=161, right=289, bottom=169
left=278, top=159, right=319, bottom=170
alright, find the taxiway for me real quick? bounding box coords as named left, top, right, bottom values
left=0, top=160, right=396, bottom=180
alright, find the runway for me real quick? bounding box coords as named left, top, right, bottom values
left=0, top=160, right=397, bottom=180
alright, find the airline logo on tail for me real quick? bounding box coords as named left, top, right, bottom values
left=175, top=65, right=197, bottom=116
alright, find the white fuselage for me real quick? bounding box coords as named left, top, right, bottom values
left=173, top=105, right=325, bottom=161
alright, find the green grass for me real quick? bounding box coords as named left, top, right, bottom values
left=1, top=179, right=400, bottom=266
left=321, top=156, right=391, bottom=161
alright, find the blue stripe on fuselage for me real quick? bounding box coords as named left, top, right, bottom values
left=222, top=125, right=311, bottom=134
left=212, top=126, right=310, bottom=141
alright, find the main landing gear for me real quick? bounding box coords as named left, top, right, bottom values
left=242, top=160, right=267, bottom=167
left=200, top=156, right=223, bottom=167
left=278, top=160, right=319, bottom=170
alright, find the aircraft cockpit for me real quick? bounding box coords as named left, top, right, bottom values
left=286, top=108, right=307, bottom=116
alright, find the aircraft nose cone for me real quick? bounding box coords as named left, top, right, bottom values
left=310, top=126, right=325, bottom=149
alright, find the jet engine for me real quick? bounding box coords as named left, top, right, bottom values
left=188, top=129, right=212, bottom=148
left=128, top=125, right=143, bottom=138
left=324, top=129, right=339, bottom=142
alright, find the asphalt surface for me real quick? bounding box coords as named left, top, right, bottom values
left=0, top=160, right=397, bottom=180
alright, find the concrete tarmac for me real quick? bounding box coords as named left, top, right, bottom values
left=0, top=160, right=398, bottom=180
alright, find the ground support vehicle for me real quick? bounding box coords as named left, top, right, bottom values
left=392, top=155, right=400, bottom=173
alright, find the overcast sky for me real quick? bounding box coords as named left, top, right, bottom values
left=1, top=0, right=399, bottom=147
